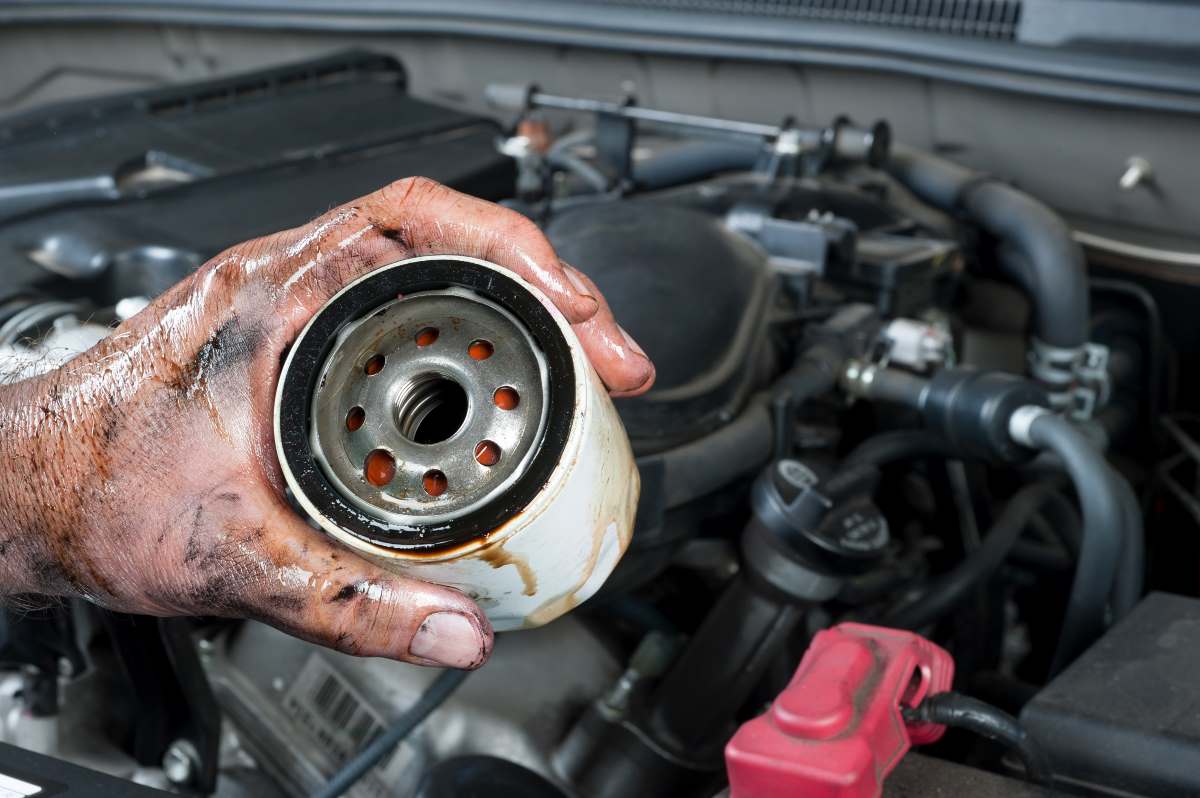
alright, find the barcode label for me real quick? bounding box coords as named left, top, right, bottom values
left=282, top=656, right=415, bottom=798
left=0, top=772, right=40, bottom=798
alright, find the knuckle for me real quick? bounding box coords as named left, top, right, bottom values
left=502, top=211, right=549, bottom=247
left=382, top=175, right=444, bottom=207
left=323, top=581, right=407, bottom=654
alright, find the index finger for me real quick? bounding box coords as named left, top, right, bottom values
left=260, top=177, right=601, bottom=327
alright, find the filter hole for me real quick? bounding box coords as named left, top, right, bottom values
left=468, top=339, right=495, bottom=361
left=474, top=440, right=501, bottom=466
left=364, top=449, right=396, bottom=487
left=493, top=386, right=520, bottom=411
left=345, top=406, right=366, bottom=432
left=397, top=374, right=469, bottom=444
left=415, top=327, right=439, bottom=347
left=423, top=469, right=448, bottom=497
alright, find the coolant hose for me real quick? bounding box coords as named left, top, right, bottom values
left=1021, top=412, right=1125, bottom=671
left=887, top=144, right=1089, bottom=351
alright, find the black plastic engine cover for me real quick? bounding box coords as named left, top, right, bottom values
left=0, top=51, right=514, bottom=305
left=546, top=201, right=773, bottom=453
left=1021, top=592, right=1200, bottom=797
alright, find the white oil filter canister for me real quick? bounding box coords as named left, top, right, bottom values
left=274, top=255, right=639, bottom=630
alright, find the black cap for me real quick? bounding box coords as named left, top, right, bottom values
left=751, top=459, right=890, bottom=577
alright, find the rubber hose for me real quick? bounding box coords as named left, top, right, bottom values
left=661, top=403, right=773, bottom=509
left=887, top=145, right=1088, bottom=350
left=315, top=668, right=469, bottom=798
left=883, top=481, right=1064, bottom=630
left=776, top=342, right=843, bottom=402
left=905, top=691, right=1052, bottom=786
left=545, top=151, right=609, bottom=193
left=633, top=141, right=760, bottom=191
left=658, top=340, right=842, bottom=520
left=1026, top=413, right=1124, bottom=673
left=1111, top=472, right=1144, bottom=618
left=1034, top=490, right=1082, bottom=559
left=842, top=430, right=960, bottom=471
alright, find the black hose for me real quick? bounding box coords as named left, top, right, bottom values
left=776, top=342, right=843, bottom=403
left=1111, top=472, right=1145, bottom=618
left=1032, top=491, right=1082, bottom=559
left=883, top=480, right=1065, bottom=630
left=545, top=151, right=609, bottom=193
left=1090, top=277, right=1166, bottom=435
left=314, top=668, right=469, bottom=798
left=1025, top=413, right=1125, bottom=672
left=660, top=403, right=773, bottom=509
left=1009, top=540, right=1072, bottom=572
left=842, top=430, right=960, bottom=471
left=887, top=145, right=1088, bottom=350
left=905, top=691, right=1052, bottom=786
left=633, top=141, right=760, bottom=191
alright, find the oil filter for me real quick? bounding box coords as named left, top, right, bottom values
left=275, top=255, right=638, bottom=630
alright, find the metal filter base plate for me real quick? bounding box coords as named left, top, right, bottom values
left=310, top=287, right=549, bottom=528
left=276, top=257, right=576, bottom=553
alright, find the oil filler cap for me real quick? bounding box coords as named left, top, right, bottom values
left=751, top=459, right=890, bottom=577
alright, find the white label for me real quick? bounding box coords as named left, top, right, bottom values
left=0, top=772, right=40, bottom=798
left=281, top=655, right=412, bottom=798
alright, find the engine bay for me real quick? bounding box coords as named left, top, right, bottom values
left=0, top=41, right=1198, bottom=798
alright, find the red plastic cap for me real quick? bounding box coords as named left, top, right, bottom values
left=725, top=623, right=954, bottom=798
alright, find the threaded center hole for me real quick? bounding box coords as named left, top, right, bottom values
left=396, top=374, right=469, bottom=444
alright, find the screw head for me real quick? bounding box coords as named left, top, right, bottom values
left=162, top=740, right=199, bottom=786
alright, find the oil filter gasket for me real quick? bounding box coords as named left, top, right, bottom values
left=275, top=256, right=639, bottom=630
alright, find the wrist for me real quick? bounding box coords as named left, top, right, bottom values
left=0, top=372, right=83, bottom=598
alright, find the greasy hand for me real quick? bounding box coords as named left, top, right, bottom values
left=0, top=178, right=654, bottom=669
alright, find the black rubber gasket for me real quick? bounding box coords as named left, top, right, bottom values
left=278, top=258, right=575, bottom=552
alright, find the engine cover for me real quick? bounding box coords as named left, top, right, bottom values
left=546, top=202, right=773, bottom=453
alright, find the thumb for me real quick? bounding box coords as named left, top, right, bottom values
left=231, top=513, right=493, bottom=669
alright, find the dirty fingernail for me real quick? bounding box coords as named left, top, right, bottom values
left=410, top=612, right=485, bottom=668
left=562, top=263, right=599, bottom=313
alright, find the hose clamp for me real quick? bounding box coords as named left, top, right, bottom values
left=1008, top=404, right=1051, bottom=448
left=1029, top=338, right=1111, bottom=419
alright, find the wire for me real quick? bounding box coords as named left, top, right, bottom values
left=882, top=480, right=1065, bottom=631
left=314, top=668, right=469, bottom=798
left=904, top=691, right=1052, bottom=786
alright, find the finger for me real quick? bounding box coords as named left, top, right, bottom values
left=261, top=177, right=600, bottom=326
left=225, top=511, right=493, bottom=668
left=366, top=178, right=600, bottom=323
left=561, top=264, right=656, bottom=397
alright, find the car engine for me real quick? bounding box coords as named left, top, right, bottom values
left=0, top=19, right=1198, bottom=798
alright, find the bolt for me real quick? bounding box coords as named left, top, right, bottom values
left=1119, top=156, right=1153, bottom=191
left=162, top=739, right=200, bottom=786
